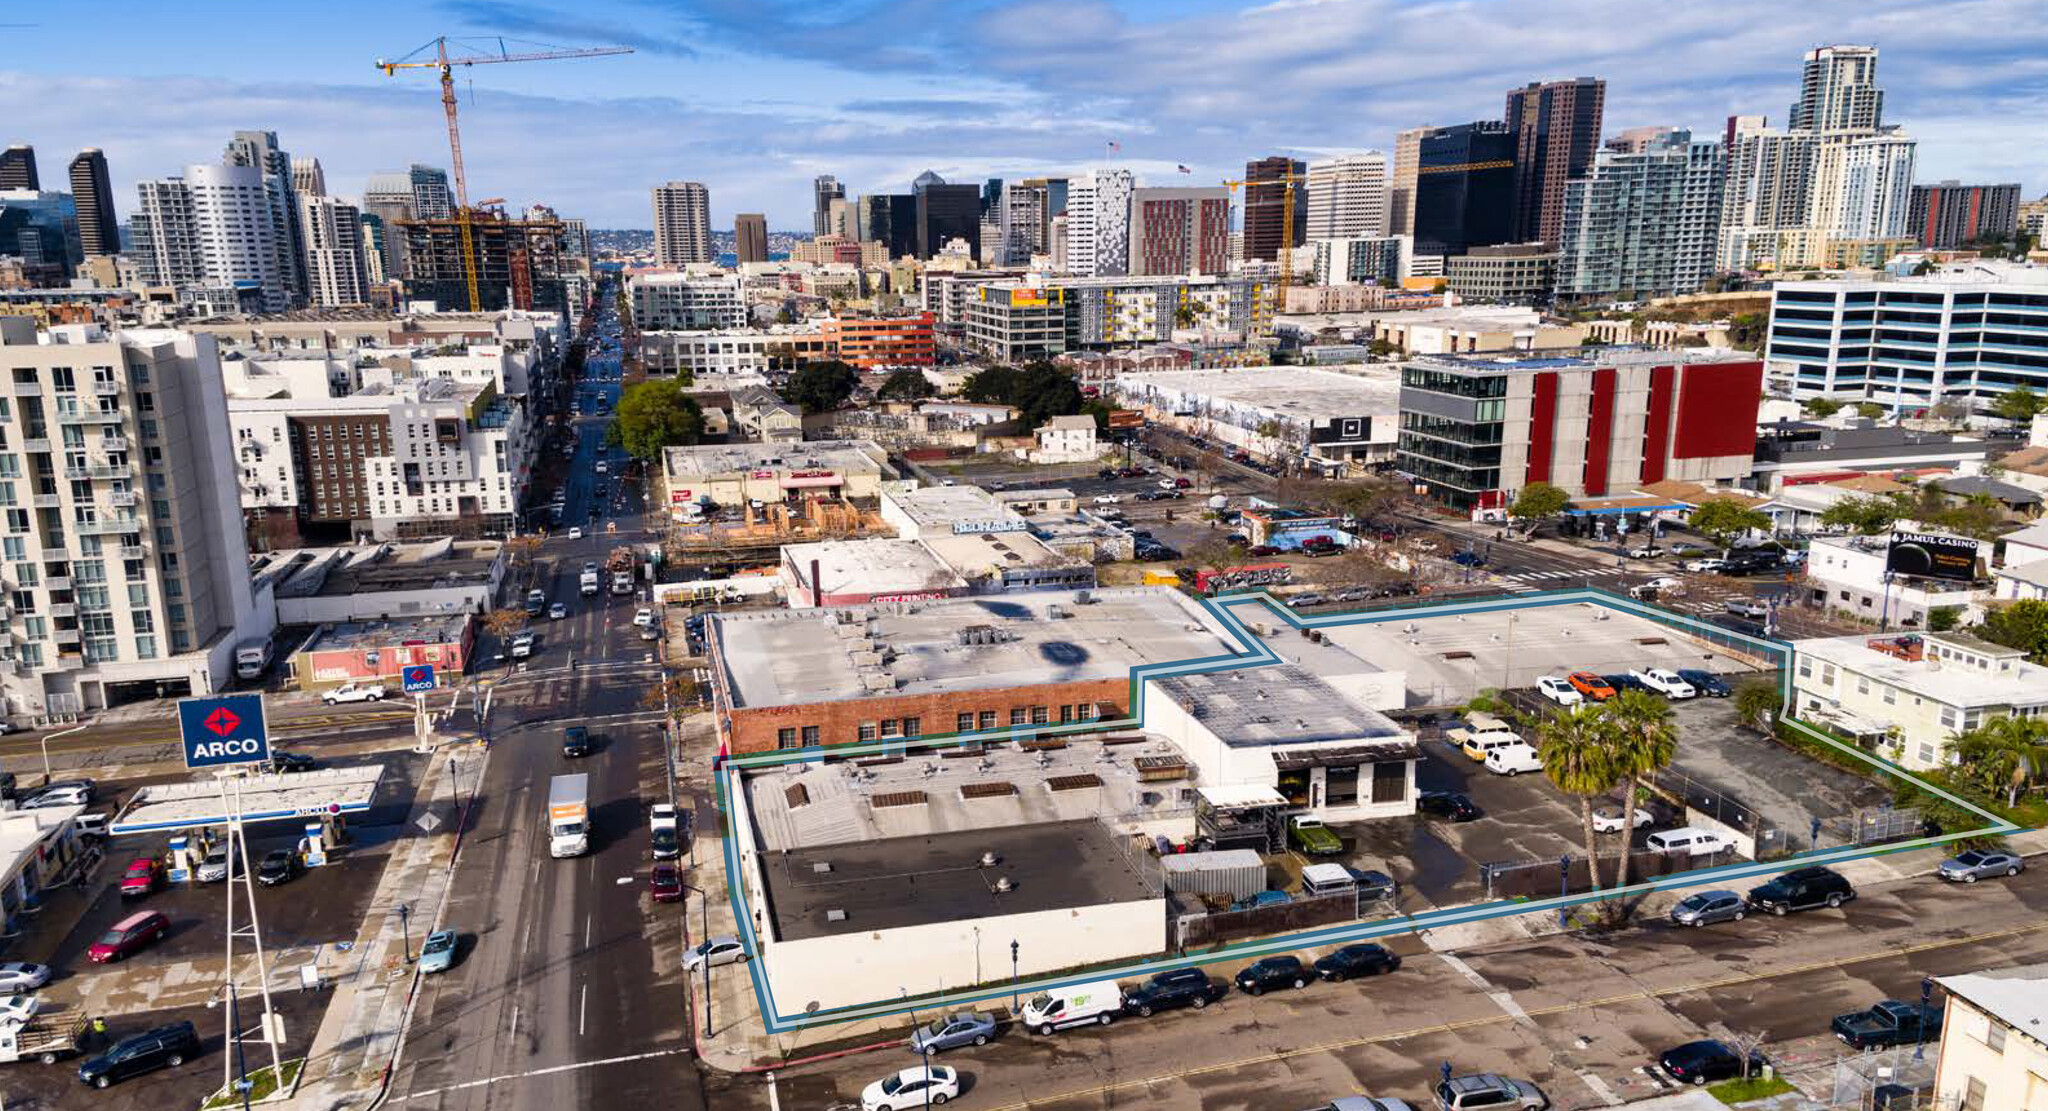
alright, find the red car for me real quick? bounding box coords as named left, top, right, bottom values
left=650, top=863, right=683, bottom=903
left=119, top=857, right=165, bottom=899
left=1567, top=671, right=1618, bottom=701
left=89, top=910, right=170, bottom=963
left=1174, top=477, right=1192, bottom=488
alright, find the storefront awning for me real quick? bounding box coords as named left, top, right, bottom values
left=1197, top=784, right=1289, bottom=809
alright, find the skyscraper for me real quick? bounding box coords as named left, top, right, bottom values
left=131, top=178, right=203, bottom=287
left=813, top=175, right=843, bottom=237
left=291, top=156, right=326, bottom=198
left=1000, top=181, right=1049, bottom=264
left=1503, top=77, right=1605, bottom=245
left=1242, top=156, right=1307, bottom=263
left=1908, top=182, right=2022, bottom=249
left=1129, top=187, right=1230, bottom=276
left=1305, top=153, right=1389, bottom=241
left=858, top=194, right=918, bottom=260
left=735, top=213, right=768, bottom=263
left=300, top=193, right=369, bottom=306
left=0, top=145, right=37, bottom=190
left=982, top=178, right=1004, bottom=216
left=915, top=179, right=981, bottom=259
left=68, top=148, right=119, bottom=257
left=132, top=163, right=292, bottom=311
left=1835, top=130, right=1917, bottom=240
left=409, top=164, right=453, bottom=220
left=224, top=130, right=307, bottom=307
left=1412, top=122, right=1518, bottom=256
left=651, top=181, right=713, bottom=265
left=1557, top=129, right=1725, bottom=300
left=1064, top=169, right=1134, bottom=276
left=1789, top=44, right=1884, bottom=132
left=1389, top=127, right=1429, bottom=237
left=360, top=171, right=416, bottom=279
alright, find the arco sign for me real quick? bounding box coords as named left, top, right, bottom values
left=177, top=693, right=272, bottom=769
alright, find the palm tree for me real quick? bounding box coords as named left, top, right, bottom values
left=1950, top=715, right=2048, bottom=808
left=1537, top=705, right=1624, bottom=901
left=1602, top=690, right=1678, bottom=893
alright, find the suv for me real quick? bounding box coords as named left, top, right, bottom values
left=1434, top=1074, right=1548, bottom=1110
left=77, top=1021, right=201, bottom=1088
left=1121, top=972, right=1227, bottom=1017
left=1747, top=865, right=1855, bottom=916
left=563, top=726, right=591, bottom=758
left=1233, top=955, right=1311, bottom=995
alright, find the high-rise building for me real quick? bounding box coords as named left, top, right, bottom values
left=1412, top=122, right=1518, bottom=256
left=915, top=180, right=982, bottom=260
left=0, top=145, right=37, bottom=190
left=1305, top=153, right=1389, bottom=242
left=1064, top=169, right=1134, bottom=277
left=300, top=194, right=369, bottom=306
left=224, top=131, right=307, bottom=307
left=1557, top=129, right=1725, bottom=300
left=826, top=196, right=854, bottom=241
left=1835, top=130, right=1917, bottom=241
left=734, top=213, right=768, bottom=263
left=560, top=217, right=590, bottom=260
left=1907, top=182, right=2020, bottom=249
left=813, top=175, right=843, bottom=238
left=1789, top=44, right=1884, bottom=132
left=133, top=163, right=292, bottom=310
left=1242, top=156, right=1307, bottom=263
left=68, top=149, right=119, bottom=257
left=290, top=156, right=326, bottom=198
left=1503, top=77, right=1605, bottom=245
left=399, top=211, right=568, bottom=313
left=858, top=194, right=918, bottom=260
left=360, top=171, right=417, bottom=280
left=1312, top=236, right=1408, bottom=286
left=1389, top=127, right=1429, bottom=237
left=0, top=189, right=82, bottom=284
left=1605, top=126, right=1683, bottom=155
left=651, top=181, right=713, bottom=265
left=358, top=213, right=387, bottom=283
left=1000, top=181, right=1049, bottom=264
left=1129, top=187, right=1230, bottom=276
left=409, top=164, right=452, bottom=221
left=0, top=320, right=262, bottom=711
left=981, top=178, right=1004, bottom=216
left=131, top=178, right=202, bottom=288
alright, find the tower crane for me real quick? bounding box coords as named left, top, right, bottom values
left=1222, top=168, right=1306, bottom=318
left=376, top=37, right=632, bottom=310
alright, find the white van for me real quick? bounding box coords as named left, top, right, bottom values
left=1020, top=980, right=1122, bottom=1035
left=1483, top=741, right=1544, bottom=776
left=1646, top=827, right=1734, bottom=857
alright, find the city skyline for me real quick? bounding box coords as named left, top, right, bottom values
left=3, top=0, right=2044, bottom=228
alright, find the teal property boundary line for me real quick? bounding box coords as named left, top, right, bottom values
left=710, top=586, right=2020, bottom=1034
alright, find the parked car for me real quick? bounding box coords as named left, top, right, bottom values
left=0, top=962, right=52, bottom=994
left=1434, top=1073, right=1547, bottom=1110
left=1646, top=827, right=1735, bottom=857
left=1748, top=865, right=1856, bottom=916
left=649, top=863, right=683, bottom=903
left=1313, top=943, right=1400, bottom=982
left=196, top=844, right=242, bottom=883
left=1938, top=849, right=2024, bottom=883
left=1669, top=889, right=1747, bottom=927
left=1288, top=593, right=1326, bottom=609
left=21, top=784, right=92, bottom=809
left=1724, top=599, right=1769, bottom=619
left=418, top=929, right=458, bottom=974
left=650, top=824, right=681, bottom=860
left=119, top=858, right=164, bottom=899
left=1093, top=494, right=1121, bottom=506
left=1483, top=742, right=1544, bottom=777
left=1591, top=806, right=1654, bottom=834
left=1683, top=557, right=1727, bottom=573
left=1630, top=668, right=1697, bottom=699
left=1235, top=956, right=1312, bottom=995
left=1417, top=790, right=1482, bottom=822
left=861, top=1065, right=959, bottom=1110
left=1232, top=889, right=1292, bottom=911
left=1658, top=1039, right=1767, bottom=1086
left=682, top=935, right=748, bottom=972
left=1833, top=999, right=1944, bottom=1050
left=1288, top=816, right=1343, bottom=856
left=0, top=993, right=40, bottom=1025
left=1676, top=669, right=1731, bottom=697
left=1567, top=671, right=1616, bottom=701
left=256, top=850, right=301, bottom=887
left=549, top=602, right=568, bottom=620
left=76, top=1021, right=201, bottom=1089
left=88, top=910, right=171, bottom=963
left=909, top=1011, right=997, bottom=1054
left=1627, top=544, right=1660, bottom=558
left=1021, top=980, right=1123, bottom=1034
left=633, top=607, right=656, bottom=627
left=323, top=682, right=388, bottom=704
left=1450, top=550, right=1487, bottom=567
left=1535, top=676, right=1583, bottom=706
left=267, top=751, right=318, bottom=773
left=1122, top=972, right=1227, bottom=1015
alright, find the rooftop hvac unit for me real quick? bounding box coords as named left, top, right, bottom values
left=826, top=908, right=847, bottom=922
left=811, top=861, right=833, bottom=874
left=1075, top=589, right=1094, bottom=604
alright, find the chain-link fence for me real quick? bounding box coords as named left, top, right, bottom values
left=1829, top=806, right=1928, bottom=847
left=1827, top=1043, right=1939, bottom=1109
left=1478, top=847, right=1741, bottom=900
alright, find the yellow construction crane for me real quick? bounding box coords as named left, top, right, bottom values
left=1222, top=167, right=1306, bottom=317
left=376, top=36, right=632, bottom=310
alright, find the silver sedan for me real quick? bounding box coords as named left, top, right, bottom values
left=1938, top=849, right=2024, bottom=883
left=0, top=961, right=52, bottom=994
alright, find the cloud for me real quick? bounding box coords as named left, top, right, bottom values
left=436, top=0, right=699, bottom=58
left=839, top=98, right=1006, bottom=119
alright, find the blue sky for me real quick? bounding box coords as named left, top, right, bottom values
left=6, top=0, right=2046, bottom=229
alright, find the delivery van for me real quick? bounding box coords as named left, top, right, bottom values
left=1483, top=741, right=1544, bottom=776
left=1020, top=980, right=1123, bottom=1035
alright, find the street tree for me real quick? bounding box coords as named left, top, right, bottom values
left=1817, top=494, right=1903, bottom=536
left=606, top=378, right=704, bottom=462
left=1802, top=398, right=1843, bottom=417
left=1601, top=690, right=1677, bottom=896
left=483, top=608, right=529, bottom=638
left=877, top=368, right=935, bottom=402
left=1509, top=481, right=1570, bottom=527
left=1733, top=682, right=1781, bottom=736
left=784, top=359, right=861, bottom=413
left=1536, top=705, right=1624, bottom=899
left=1950, top=715, right=2048, bottom=808
left=1992, top=385, right=2046, bottom=429
left=1688, top=498, right=1772, bottom=553
left=1855, top=401, right=1887, bottom=419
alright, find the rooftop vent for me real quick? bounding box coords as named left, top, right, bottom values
left=826, top=908, right=847, bottom=923
left=979, top=850, right=1000, bottom=868
left=994, top=876, right=1014, bottom=893
left=811, top=861, right=833, bottom=874
left=1075, top=589, right=1094, bottom=604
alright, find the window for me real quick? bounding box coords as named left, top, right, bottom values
left=978, top=710, right=997, bottom=730
left=1962, top=1076, right=1986, bottom=1111
left=1031, top=706, right=1049, bottom=724
left=857, top=722, right=877, bottom=742
left=1798, top=658, right=1813, bottom=679
left=1856, top=675, right=1870, bottom=696
left=902, top=717, right=921, bottom=737
left=956, top=712, right=975, bottom=733
left=1917, top=741, right=1938, bottom=765
left=1939, top=706, right=1958, bottom=729
left=1370, top=762, right=1406, bottom=804
left=1059, top=704, right=1073, bottom=723
left=133, top=636, right=156, bottom=660
left=800, top=725, right=819, bottom=745
left=777, top=727, right=797, bottom=748
left=879, top=719, right=901, bottom=738
left=1883, top=684, right=1896, bottom=706
left=1985, top=1021, right=2006, bottom=1054
left=1010, top=708, right=1028, bottom=726
left=1078, top=703, right=1099, bottom=721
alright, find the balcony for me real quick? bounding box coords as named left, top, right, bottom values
left=119, top=544, right=147, bottom=560
left=48, top=603, right=75, bottom=619
left=32, top=494, right=61, bottom=509
left=57, top=409, right=124, bottom=425
left=91, top=379, right=123, bottom=396
left=77, top=516, right=143, bottom=536
left=97, top=436, right=129, bottom=452
left=50, top=652, right=83, bottom=670
left=0, top=660, right=18, bottom=675
left=52, top=628, right=80, bottom=645
left=90, top=462, right=131, bottom=480
left=43, top=576, right=71, bottom=592
left=22, top=438, right=50, bottom=453
left=107, top=491, right=137, bottom=508
left=9, top=382, right=43, bottom=397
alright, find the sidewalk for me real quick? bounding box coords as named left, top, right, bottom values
left=285, top=742, right=482, bottom=1111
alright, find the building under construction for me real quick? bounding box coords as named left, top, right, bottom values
left=398, top=210, right=569, bottom=313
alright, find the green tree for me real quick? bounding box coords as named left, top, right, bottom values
left=1733, top=681, right=1781, bottom=736
left=1601, top=691, right=1677, bottom=896
left=1687, top=499, right=1773, bottom=553
left=1980, top=599, right=2048, bottom=664
left=1174, top=302, right=1200, bottom=327
left=1802, top=398, right=1843, bottom=418
left=1818, top=494, right=1905, bottom=536
left=1928, top=605, right=1963, bottom=633
left=876, top=368, right=935, bottom=401
left=1855, top=401, right=1887, bottom=420
left=1949, top=715, right=2048, bottom=808
left=1992, top=386, right=2046, bottom=429
left=784, top=359, right=861, bottom=413
left=605, top=378, right=704, bottom=462
left=1510, top=481, right=1570, bottom=525
left=962, top=362, right=1084, bottom=428
left=1536, top=706, right=1624, bottom=900
left=960, top=364, right=1020, bottom=405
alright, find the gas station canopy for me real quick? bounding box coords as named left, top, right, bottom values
left=109, top=766, right=386, bottom=835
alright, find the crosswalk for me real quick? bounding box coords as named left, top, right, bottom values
left=1496, top=567, right=1626, bottom=593
left=1492, top=566, right=1754, bottom=620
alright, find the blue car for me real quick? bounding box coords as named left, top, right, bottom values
left=1231, top=890, right=1291, bottom=911
left=908, top=1011, right=997, bottom=1053
left=419, top=929, right=458, bottom=974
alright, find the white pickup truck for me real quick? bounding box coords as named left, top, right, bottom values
left=323, top=682, right=388, bottom=705
left=0, top=1004, right=85, bottom=1065
left=1630, top=668, right=1697, bottom=699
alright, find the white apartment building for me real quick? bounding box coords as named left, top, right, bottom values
left=1064, top=169, right=1133, bottom=276
left=1835, top=130, right=1917, bottom=240
left=1791, top=632, right=2048, bottom=770
left=1030, top=414, right=1099, bottom=464
left=1803, top=532, right=1987, bottom=627
left=300, top=194, right=370, bottom=307
left=0, top=320, right=266, bottom=719
left=1931, top=964, right=2048, bottom=1111
left=131, top=163, right=293, bottom=311
left=652, top=182, right=713, bottom=265
left=1313, top=236, right=1409, bottom=287
left=629, top=272, right=746, bottom=330
left=1305, top=153, right=1389, bottom=242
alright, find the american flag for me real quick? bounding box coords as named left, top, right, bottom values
left=1106, top=140, right=1122, bottom=152
left=1176, top=164, right=1191, bottom=174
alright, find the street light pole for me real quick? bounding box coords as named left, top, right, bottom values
left=37, top=722, right=90, bottom=786
left=396, top=903, right=412, bottom=963
left=1010, top=939, right=1020, bottom=1012
left=680, top=883, right=713, bottom=1038
left=1558, top=854, right=1571, bottom=929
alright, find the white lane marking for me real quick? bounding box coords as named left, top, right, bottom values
left=579, top=983, right=588, bottom=1036
left=394, top=1048, right=691, bottom=1101
left=585, top=913, right=593, bottom=948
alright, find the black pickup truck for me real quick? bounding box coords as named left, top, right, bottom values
left=1832, top=999, right=1944, bottom=1050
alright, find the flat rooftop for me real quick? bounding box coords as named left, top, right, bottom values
left=662, top=439, right=887, bottom=479
left=1795, top=633, right=2048, bottom=708
left=783, top=538, right=968, bottom=597
left=761, top=819, right=1158, bottom=941
left=714, top=585, right=1242, bottom=709
left=1150, top=663, right=1407, bottom=748
left=252, top=538, right=501, bottom=598
left=300, top=614, right=471, bottom=653
left=887, top=485, right=1021, bottom=530
left=920, top=530, right=1077, bottom=574
left=1116, top=365, right=1401, bottom=417
left=111, top=767, right=386, bottom=834
left=1406, top=346, right=1759, bottom=374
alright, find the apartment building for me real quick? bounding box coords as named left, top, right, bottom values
left=1129, top=188, right=1230, bottom=276
left=1556, top=129, right=1724, bottom=301
left=1063, top=169, right=1134, bottom=277
left=628, top=272, right=747, bottom=331
left=821, top=313, right=936, bottom=368
left=1445, top=244, right=1557, bottom=305
left=1908, top=182, right=2022, bottom=250
left=1305, top=153, right=1389, bottom=242
left=299, top=194, right=370, bottom=307
left=0, top=320, right=264, bottom=718
left=1791, top=632, right=2046, bottom=770
left=636, top=327, right=830, bottom=380
left=962, top=274, right=1268, bottom=361
left=652, top=182, right=714, bottom=265
left=1931, top=964, right=2048, bottom=1111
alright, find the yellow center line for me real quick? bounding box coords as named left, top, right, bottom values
left=972, top=920, right=2048, bottom=1111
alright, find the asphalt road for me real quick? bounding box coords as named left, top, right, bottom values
left=706, top=867, right=2048, bottom=1111
left=387, top=302, right=710, bottom=1111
